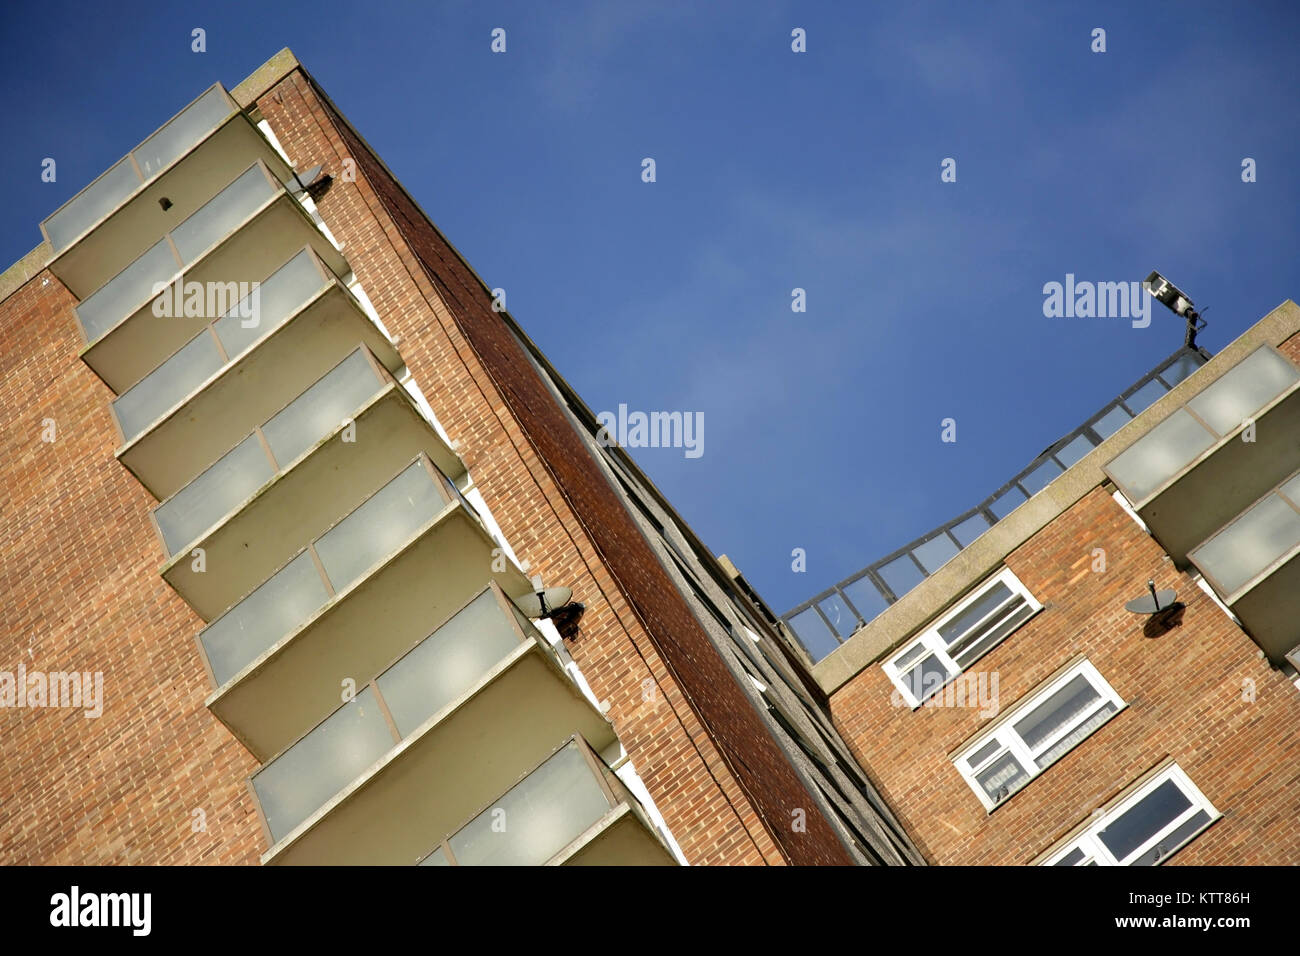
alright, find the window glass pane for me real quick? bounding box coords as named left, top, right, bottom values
left=112, top=331, right=224, bottom=440
left=913, top=534, right=960, bottom=574
left=1191, top=493, right=1300, bottom=596
left=1052, top=847, right=1087, bottom=866
left=1013, top=674, right=1101, bottom=752
left=966, top=739, right=1001, bottom=768
left=937, top=582, right=1012, bottom=646
left=376, top=590, right=523, bottom=737
left=840, top=576, right=889, bottom=623
left=449, top=742, right=610, bottom=866
left=1037, top=701, right=1117, bottom=767
left=975, top=752, right=1030, bottom=803
left=314, top=461, right=442, bottom=590
left=1019, top=457, right=1063, bottom=496
left=1128, top=810, right=1211, bottom=866
left=419, top=849, right=451, bottom=866
left=213, top=248, right=325, bottom=359
left=75, top=238, right=178, bottom=341
left=1280, top=471, right=1300, bottom=507
left=879, top=555, right=925, bottom=600
left=1105, top=409, right=1215, bottom=502
left=1187, top=347, right=1300, bottom=435
left=816, top=594, right=859, bottom=638
left=200, top=550, right=330, bottom=686
left=133, top=87, right=232, bottom=179
left=1097, top=779, right=1191, bottom=862
left=950, top=512, right=993, bottom=547
left=1054, top=433, right=1096, bottom=468
left=789, top=608, right=838, bottom=662
left=252, top=687, right=394, bottom=842
left=989, top=485, right=1028, bottom=519
left=262, top=350, right=383, bottom=467
left=155, top=433, right=274, bottom=555
left=171, top=165, right=276, bottom=262
left=45, top=157, right=141, bottom=250
left=903, top=654, right=950, bottom=702
left=892, top=641, right=928, bottom=671
left=1123, top=379, right=1167, bottom=416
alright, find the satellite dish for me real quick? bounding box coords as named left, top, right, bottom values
left=1125, top=581, right=1178, bottom=615
left=512, top=587, right=574, bottom=619
left=292, top=164, right=324, bottom=191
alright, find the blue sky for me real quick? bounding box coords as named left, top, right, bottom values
left=4, top=1, right=1299, bottom=616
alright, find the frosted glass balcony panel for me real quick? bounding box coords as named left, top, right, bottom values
left=212, top=247, right=326, bottom=359
left=1186, top=346, right=1299, bottom=435
left=74, top=238, right=178, bottom=342
left=112, top=331, right=223, bottom=441
left=376, top=590, right=525, bottom=737
left=1281, top=472, right=1300, bottom=506
left=133, top=86, right=233, bottom=179
left=252, top=687, right=394, bottom=843
left=261, top=350, right=382, bottom=466
left=155, top=434, right=273, bottom=555
left=200, top=551, right=330, bottom=686
left=447, top=741, right=612, bottom=866
left=314, top=461, right=444, bottom=589
left=1105, top=409, right=1215, bottom=503
left=45, top=158, right=141, bottom=251
left=170, top=165, right=276, bottom=262
left=1192, top=494, right=1300, bottom=597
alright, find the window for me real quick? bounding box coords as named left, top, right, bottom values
left=1042, top=765, right=1218, bottom=866
left=883, top=568, right=1041, bottom=707
left=955, top=660, right=1124, bottom=810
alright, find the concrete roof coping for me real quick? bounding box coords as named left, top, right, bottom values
left=814, top=299, right=1300, bottom=695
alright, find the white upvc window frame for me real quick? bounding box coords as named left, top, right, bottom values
left=954, top=659, right=1125, bottom=811
left=883, top=567, right=1042, bottom=708
left=1041, top=764, right=1219, bottom=866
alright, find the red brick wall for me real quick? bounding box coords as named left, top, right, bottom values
left=829, top=481, right=1300, bottom=864
left=0, top=273, right=264, bottom=864
left=253, top=68, right=854, bottom=864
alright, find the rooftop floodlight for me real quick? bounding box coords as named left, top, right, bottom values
left=1145, top=271, right=1207, bottom=346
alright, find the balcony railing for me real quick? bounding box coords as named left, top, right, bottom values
left=1103, top=344, right=1300, bottom=565
left=1189, top=468, right=1300, bottom=663
left=42, top=85, right=237, bottom=253
left=417, top=735, right=677, bottom=866
left=155, top=346, right=379, bottom=554
left=75, top=162, right=280, bottom=344
left=783, top=344, right=1211, bottom=661
left=198, top=455, right=462, bottom=682
left=156, top=346, right=470, bottom=630
left=112, top=246, right=327, bottom=443
left=249, top=583, right=615, bottom=864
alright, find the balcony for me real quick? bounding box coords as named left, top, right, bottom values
left=251, top=584, right=616, bottom=865
left=1189, top=469, right=1300, bottom=663
left=1103, top=345, right=1300, bottom=565
left=77, top=164, right=349, bottom=394
left=417, top=736, right=677, bottom=866
left=113, top=241, right=400, bottom=501
left=197, top=457, right=533, bottom=759
left=43, top=85, right=296, bottom=299
left=155, top=347, right=464, bottom=618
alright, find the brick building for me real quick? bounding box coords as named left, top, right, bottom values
left=787, top=302, right=1300, bottom=865
left=0, top=50, right=921, bottom=866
